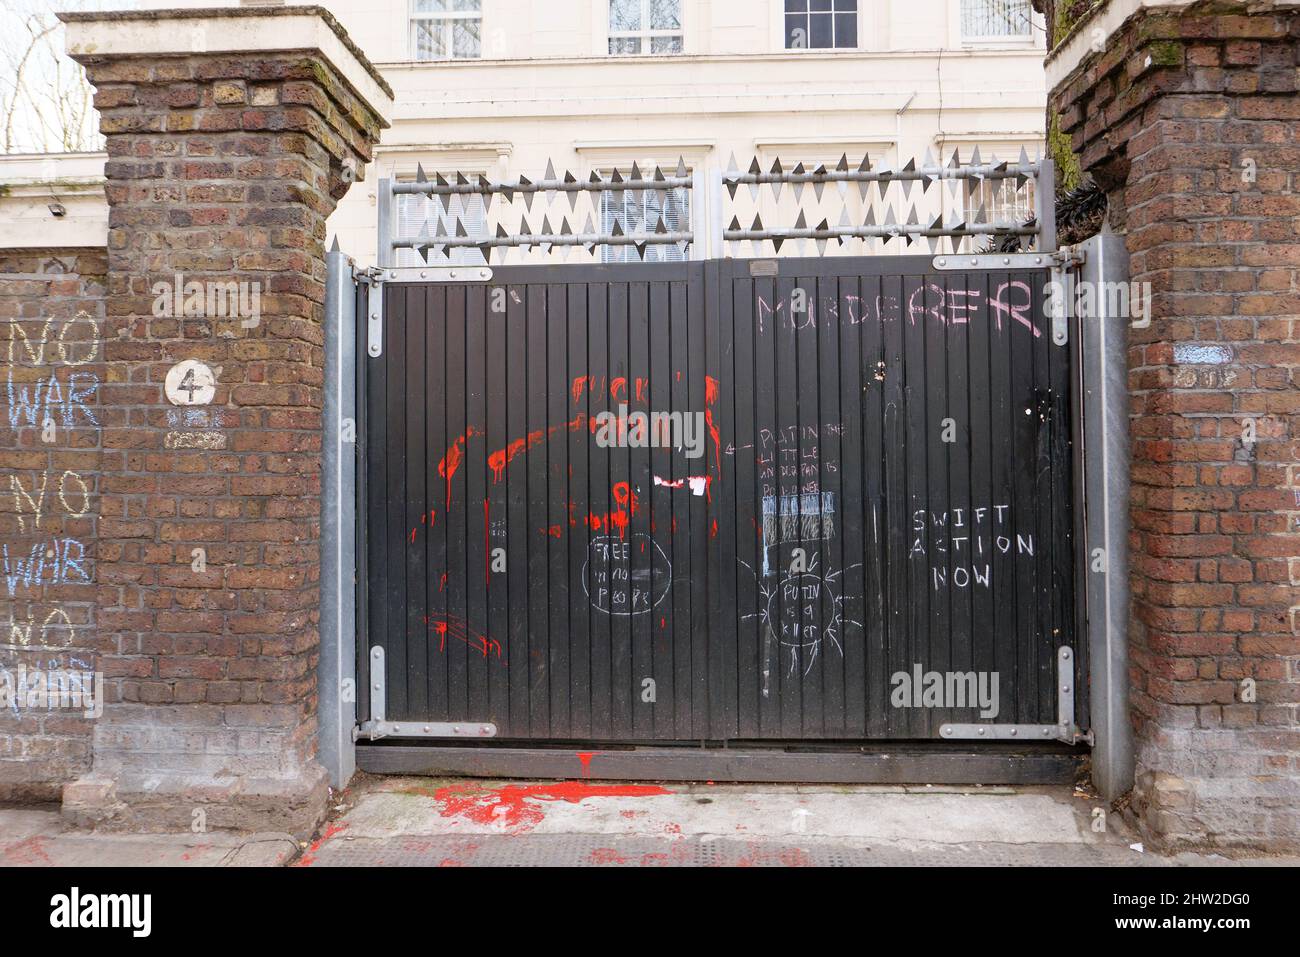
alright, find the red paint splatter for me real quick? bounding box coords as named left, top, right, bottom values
left=610, top=376, right=628, bottom=401
left=634, top=377, right=648, bottom=403
left=544, top=524, right=562, bottom=538
left=710, top=518, right=718, bottom=538
left=589, top=847, right=628, bottom=865
left=705, top=408, right=722, bottom=474
left=426, top=614, right=502, bottom=659
left=440, top=572, right=448, bottom=591
left=434, top=781, right=672, bottom=833
left=705, top=375, right=720, bottom=405
left=294, top=822, right=348, bottom=867
left=410, top=527, right=418, bottom=544
left=577, top=751, right=599, bottom=777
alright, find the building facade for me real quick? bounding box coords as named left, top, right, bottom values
left=2, top=0, right=1049, bottom=264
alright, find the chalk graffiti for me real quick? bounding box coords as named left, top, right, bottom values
left=582, top=533, right=672, bottom=617
left=909, top=505, right=1034, bottom=590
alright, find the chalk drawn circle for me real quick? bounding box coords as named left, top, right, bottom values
left=581, top=533, right=672, bottom=617
left=766, top=572, right=841, bottom=651
left=164, top=359, right=217, bottom=406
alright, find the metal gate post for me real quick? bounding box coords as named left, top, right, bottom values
left=1076, top=225, right=1135, bottom=801
left=320, top=247, right=359, bottom=787
left=376, top=176, right=395, bottom=268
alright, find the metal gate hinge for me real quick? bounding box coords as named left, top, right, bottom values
left=940, top=646, right=1092, bottom=746
left=362, top=269, right=384, bottom=358
left=356, top=645, right=498, bottom=740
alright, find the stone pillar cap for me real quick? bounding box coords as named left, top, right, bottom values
left=61, top=5, right=392, bottom=128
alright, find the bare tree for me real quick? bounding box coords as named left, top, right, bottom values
left=1, top=0, right=107, bottom=154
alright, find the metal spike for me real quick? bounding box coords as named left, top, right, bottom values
left=329, top=236, right=340, bottom=252
left=751, top=213, right=763, bottom=232
left=771, top=235, right=785, bottom=254
left=900, top=158, right=916, bottom=201
left=770, top=157, right=784, bottom=201
left=589, top=170, right=603, bottom=184
left=1017, top=146, right=1031, bottom=190
left=610, top=219, right=624, bottom=237
left=501, top=183, right=514, bottom=203
left=655, top=217, right=667, bottom=236
left=836, top=208, right=852, bottom=247
left=519, top=175, right=534, bottom=212
left=904, top=207, right=917, bottom=247
left=456, top=171, right=469, bottom=188
left=630, top=161, right=642, bottom=183
left=792, top=162, right=805, bottom=204
left=653, top=165, right=665, bottom=185
left=949, top=147, right=961, bottom=169
left=858, top=152, right=871, bottom=173
left=921, top=149, right=936, bottom=192
left=816, top=218, right=829, bottom=257
left=540, top=215, right=552, bottom=254
left=416, top=163, right=428, bottom=184
left=544, top=160, right=557, bottom=207
left=729, top=216, right=741, bottom=233
left=865, top=207, right=877, bottom=228
left=793, top=210, right=808, bottom=256
left=813, top=165, right=826, bottom=202
left=835, top=153, right=849, bottom=198
left=561, top=217, right=572, bottom=236
left=970, top=146, right=984, bottom=181
left=564, top=170, right=579, bottom=211
left=976, top=203, right=988, bottom=225
left=677, top=156, right=688, bottom=179
left=770, top=157, right=783, bottom=176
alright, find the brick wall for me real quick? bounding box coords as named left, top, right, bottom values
left=0, top=247, right=105, bottom=801
left=1049, top=0, right=1299, bottom=848
left=52, top=8, right=387, bottom=834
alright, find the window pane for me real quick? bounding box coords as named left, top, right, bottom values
left=414, top=22, right=446, bottom=60
left=834, top=12, right=856, bottom=47
left=648, top=0, right=681, bottom=30
left=961, top=0, right=1033, bottom=37
left=810, top=0, right=832, bottom=11
left=833, top=0, right=857, bottom=10
left=809, top=12, right=833, bottom=47
left=609, top=0, right=641, bottom=32
left=451, top=0, right=481, bottom=9
left=785, top=13, right=808, bottom=48
left=650, top=35, right=683, bottom=54
left=609, top=37, right=642, bottom=54
left=413, top=0, right=446, bottom=12
left=453, top=19, right=481, bottom=57
left=785, top=0, right=809, bottom=11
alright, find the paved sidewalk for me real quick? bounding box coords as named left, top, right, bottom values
left=0, top=808, right=297, bottom=867
left=296, top=777, right=1298, bottom=867
left=4, top=780, right=1295, bottom=866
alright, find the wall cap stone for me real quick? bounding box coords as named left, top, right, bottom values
left=59, top=5, right=393, bottom=129
left=1045, top=0, right=1300, bottom=92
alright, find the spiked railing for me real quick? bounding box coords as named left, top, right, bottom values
left=376, top=146, right=1054, bottom=266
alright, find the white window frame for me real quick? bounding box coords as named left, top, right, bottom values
left=597, top=162, right=692, bottom=264
left=955, top=0, right=1037, bottom=45
left=410, top=0, right=483, bottom=62
left=606, top=0, right=685, bottom=57
left=395, top=171, right=491, bottom=267
left=778, top=0, right=863, bottom=53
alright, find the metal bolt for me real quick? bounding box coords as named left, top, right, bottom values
left=450, top=270, right=458, bottom=279
left=479, top=269, right=489, bottom=278
left=1002, top=257, right=1011, bottom=265
left=1009, top=728, right=1018, bottom=736
left=423, top=725, right=431, bottom=733
left=388, top=270, right=397, bottom=279
left=1062, top=685, right=1071, bottom=693
left=937, top=258, right=947, bottom=266
left=970, top=258, right=978, bottom=265
left=977, top=728, right=986, bottom=736
left=370, top=313, right=378, bottom=320
left=420, top=271, right=427, bottom=278
left=392, top=724, right=401, bottom=733
left=372, top=683, right=380, bottom=691
left=1061, top=648, right=1071, bottom=659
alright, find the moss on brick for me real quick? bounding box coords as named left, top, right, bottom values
left=1144, top=39, right=1185, bottom=66
left=1048, top=111, right=1083, bottom=192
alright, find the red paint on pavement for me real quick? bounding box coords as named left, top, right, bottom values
left=433, top=781, right=672, bottom=832
left=295, top=822, right=348, bottom=867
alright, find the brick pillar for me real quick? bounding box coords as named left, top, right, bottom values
left=61, top=7, right=390, bottom=834
left=1048, top=0, right=1299, bottom=849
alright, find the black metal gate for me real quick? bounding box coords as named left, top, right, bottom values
left=358, top=254, right=1081, bottom=747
